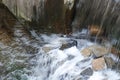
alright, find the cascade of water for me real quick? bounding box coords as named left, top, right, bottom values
left=95, top=0, right=112, bottom=42
left=27, top=33, right=120, bottom=80
left=1, top=0, right=120, bottom=80
left=72, top=0, right=120, bottom=42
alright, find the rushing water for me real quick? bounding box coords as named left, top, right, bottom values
left=1, top=0, right=120, bottom=80
left=26, top=32, right=120, bottom=80
left=0, top=29, right=120, bottom=80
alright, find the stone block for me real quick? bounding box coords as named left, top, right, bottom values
left=81, top=48, right=91, bottom=57
left=81, top=45, right=110, bottom=58
left=104, top=57, right=115, bottom=68
left=92, top=57, right=106, bottom=71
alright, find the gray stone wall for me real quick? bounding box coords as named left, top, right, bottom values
left=2, top=0, right=75, bottom=33
left=2, top=0, right=120, bottom=45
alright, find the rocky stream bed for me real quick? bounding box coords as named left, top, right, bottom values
left=0, top=26, right=120, bottom=80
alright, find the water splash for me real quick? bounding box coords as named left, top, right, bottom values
left=27, top=33, right=120, bottom=80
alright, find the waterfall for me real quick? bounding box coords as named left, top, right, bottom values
left=1, top=0, right=120, bottom=80
left=26, top=33, right=120, bottom=80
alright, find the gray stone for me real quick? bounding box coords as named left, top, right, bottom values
left=105, top=57, right=116, bottom=68
left=67, top=55, right=75, bottom=60
left=42, top=46, right=56, bottom=53
left=80, top=67, right=93, bottom=76
left=81, top=45, right=110, bottom=58
left=25, top=45, right=39, bottom=54
left=60, top=39, right=77, bottom=50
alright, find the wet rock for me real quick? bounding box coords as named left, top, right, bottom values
left=80, top=58, right=91, bottom=63
left=111, top=47, right=120, bottom=57
left=60, top=43, right=71, bottom=50
left=92, top=57, right=106, bottom=71
left=80, top=67, right=93, bottom=76
left=0, top=28, right=12, bottom=44
left=67, top=55, right=75, bottom=60
left=80, top=48, right=91, bottom=57
left=42, top=46, right=55, bottom=53
left=91, top=45, right=110, bottom=57
left=25, top=45, right=39, bottom=54
left=81, top=45, right=110, bottom=57
left=78, top=77, right=90, bottom=80
left=60, top=39, right=77, bottom=50
left=76, top=58, right=91, bottom=70
left=4, top=70, right=28, bottom=80
left=75, top=29, right=90, bottom=39
left=88, top=25, right=103, bottom=36
left=113, top=63, right=120, bottom=72
left=104, top=57, right=115, bottom=68
left=89, top=36, right=103, bottom=43
left=0, top=65, right=6, bottom=76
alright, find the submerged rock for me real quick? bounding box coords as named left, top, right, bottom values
left=67, top=55, right=75, bottom=60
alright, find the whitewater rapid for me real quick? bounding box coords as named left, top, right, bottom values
left=27, top=33, right=120, bottom=80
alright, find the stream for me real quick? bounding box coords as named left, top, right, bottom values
left=0, top=29, right=120, bottom=80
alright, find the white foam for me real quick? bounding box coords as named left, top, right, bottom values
left=0, top=62, right=3, bottom=66
left=89, top=69, right=120, bottom=80
left=27, top=33, right=120, bottom=80
left=64, top=46, right=83, bottom=56
left=50, top=56, right=84, bottom=80
left=49, top=49, right=68, bottom=61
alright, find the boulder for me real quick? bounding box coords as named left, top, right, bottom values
left=42, top=47, right=52, bottom=53
left=42, top=46, right=54, bottom=53
left=92, top=57, right=106, bottom=71
left=91, top=45, right=110, bottom=57
left=80, top=67, right=93, bottom=76
left=81, top=48, right=91, bottom=57
left=60, top=39, right=77, bottom=50
left=104, top=57, right=115, bottom=68
left=81, top=45, right=110, bottom=57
